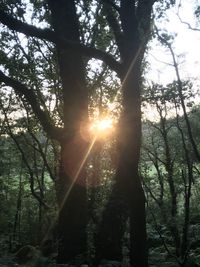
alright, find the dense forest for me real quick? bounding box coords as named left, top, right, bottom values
left=0, top=0, right=200, bottom=266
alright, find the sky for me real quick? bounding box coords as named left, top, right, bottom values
left=146, top=0, right=200, bottom=87
left=142, top=0, right=200, bottom=120
left=1, top=0, right=200, bottom=124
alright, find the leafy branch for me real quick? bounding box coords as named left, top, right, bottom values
left=0, top=9, right=123, bottom=77
left=0, top=70, right=64, bottom=141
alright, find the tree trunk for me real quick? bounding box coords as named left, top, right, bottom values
left=56, top=143, right=87, bottom=263
left=95, top=1, right=153, bottom=263
left=160, top=114, right=181, bottom=257
left=13, top=162, right=23, bottom=245
left=95, top=181, right=127, bottom=263
left=119, top=57, right=147, bottom=267
left=95, top=50, right=148, bottom=266
left=47, top=0, right=88, bottom=263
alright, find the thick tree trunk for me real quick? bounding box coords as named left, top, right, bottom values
left=119, top=58, right=148, bottom=267
left=56, top=143, right=87, bottom=263
left=95, top=182, right=127, bottom=263
left=95, top=52, right=148, bottom=266
left=47, top=0, right=88, bottom=263
left=95, top=1, right=153, bottom=263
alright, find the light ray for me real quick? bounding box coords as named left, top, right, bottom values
left=90, top=118, right=113, bottom=136
left=40, top=134, right=97, bottom=246
left=40, top=40, right=146, bottom=248
left=59, top=134, right=97, bottom=208
left=108, top=41, right=145, bottom=114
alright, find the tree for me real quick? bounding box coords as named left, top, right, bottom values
left=156, top=30, right=200, bottom=162
left=0, top=1, right=174, bottom=265
left=142, top=82, right=200, bottom=266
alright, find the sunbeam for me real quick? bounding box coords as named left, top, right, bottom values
left=40, top=41, right=145, bottom=251
left=40, top=134, right=97, bottom=247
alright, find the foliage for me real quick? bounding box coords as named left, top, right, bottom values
left=141, top=81, right=200, bottom=266
left=0, top=0, right=200, bottom=266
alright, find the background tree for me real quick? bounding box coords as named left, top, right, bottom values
left=141, top=80, right=200, bottom=266
left=0, top=0, right=179, bottom=266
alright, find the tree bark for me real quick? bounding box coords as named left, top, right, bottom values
left=13, top=160, right=23, bottom=245
left=95, top=48, right=148, bottom=266
left=119, top=56, right=148, bottom=267
left=47, top=0, right=88, bottom=263
left=95, top=0, right=153, bottom=264
left=56, top=144, right=87, bottom=263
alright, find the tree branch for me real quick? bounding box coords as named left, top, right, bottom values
left=177, top=12, right=200, bottom=32
left=0, top=70, right=64, bottom=141
left=102, top=0, right=120, bottom=13
left=137, top=0, right=154, bottom=35
left=120, top=0, right=137, bottom=37
left=156, top=28, right=200, bottom=162
left=0, top=100, right=50, bottom=208
left=0, top=9, right=123, bottom=77
left=102, top=1, right=124, bottom=56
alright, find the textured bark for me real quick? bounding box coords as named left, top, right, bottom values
left=95, top=1, right=153, bottom=265
left=119, top=57, right=148, bottom=267
left=56, top=144, right=87, bottom=263
left=95, top=48, right=148, bottom=266
left=47, top=0, right=88, bottom=263
left=95, top=183, right=127, bottom=263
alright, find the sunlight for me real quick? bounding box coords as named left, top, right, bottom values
left=96, top=118, right=113, bottom=130
left=89, top=117, right=114, bottom=136
left=41, top=134, right=97, bottom=245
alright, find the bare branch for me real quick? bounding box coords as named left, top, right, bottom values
left=177, top=12, right=200, bottom=32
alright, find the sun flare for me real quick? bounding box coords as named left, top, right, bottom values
left=96, top=118, right=113, bottom=130
left=89, top=118, right=114, bottom=136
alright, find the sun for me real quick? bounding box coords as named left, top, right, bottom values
left=89, top=118, right=114, bottom=137
left=96, top=118, right=113, bottom=130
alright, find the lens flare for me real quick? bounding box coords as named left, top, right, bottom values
left=97, top=118, right=113, bottom=130
left=90, top=118, right=113, bottom=135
